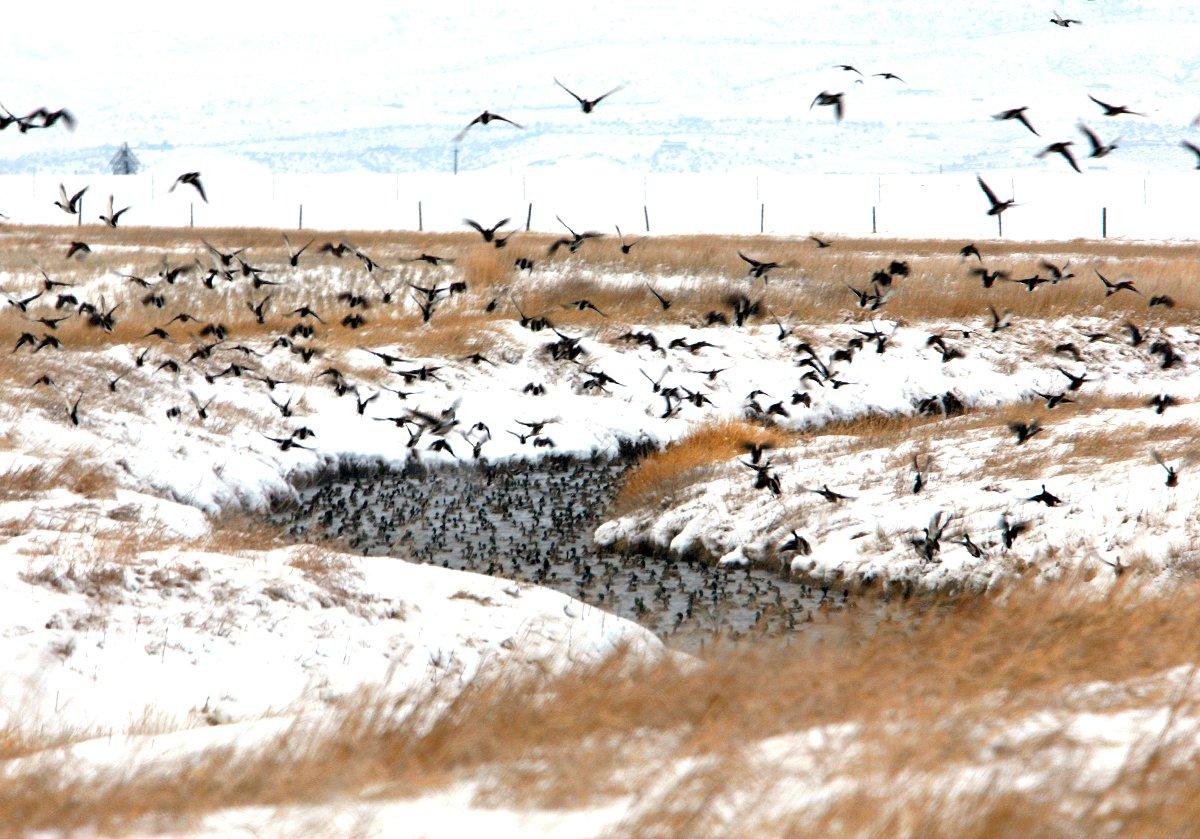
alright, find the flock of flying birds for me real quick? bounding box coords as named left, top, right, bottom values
left=8, top=6, right=1200, bottom=225
left=0, top=181, right=1187, bottom=576
left=0, top=8, right=1196, bottom=582
left=441, top=15, right=1200, bottom=179
left=806, top=25, right=1200, bottom=182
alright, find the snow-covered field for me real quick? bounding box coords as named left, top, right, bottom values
left=0, top=223, right=1198, bottom=830
left=4, top=2, right=1200, bottom=177
left=6, top=0, right=1200, bottom=828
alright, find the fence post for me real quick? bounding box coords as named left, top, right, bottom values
left=525, top=202, right=532, bottom=232
left=418, top=200, right=423, bottom=232
left=190, top=202, right=194, bottom=229
left=298, top=204, right=303, bottom=230
left=998, top=214, right=1003, bottom=238
left=453, top=147, right=459, bottom=175
left=1102, top=206, right=1107, bottom=239
left=871, top=206, right=876, bottom=235
left=77, top=195, right=82, bottom=228
left=759, top=203, right=765, bottom=234
left=643, top=204, right=650, bottom=233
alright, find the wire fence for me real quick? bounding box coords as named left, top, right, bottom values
left=0, top=171, right=1193, bottom=241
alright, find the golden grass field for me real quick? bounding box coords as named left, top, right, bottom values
left=1, top=225, right=1197, bottom=361
left=4, top=579, right=1200, bottom=835
left=0, top=223, right=1188, bottom=450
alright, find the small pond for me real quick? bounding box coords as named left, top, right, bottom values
left=271, top=457, right=837, bottom=648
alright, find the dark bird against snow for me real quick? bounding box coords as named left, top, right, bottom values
left=169, top=172, right=208, bottom=202
left=976, top=176, right=1015, bottom=216
left=1078, top=123, right=1118, bottom=158
left=1088, top=95, right=1143, bottom=117
left=455, top=111, right=523, bottom=143
left=811, top=91, right=845, bottom=121
left=993, top=107, right=1039, bottom=136
left=554, top=78, right=624, bottom=113
left=1037, top=141, right=1081, bottom=173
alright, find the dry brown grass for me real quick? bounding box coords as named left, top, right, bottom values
left=20, top=561, right=133, bottom=601
left=614, top=419, right=799, bottom=515
left=1061, top=419, right=1198, bottom=466
left=459, top=246, right=511, bottom=289
left=0, top=226, right=1196, bottom=377
left=6, top=578, right=1200, bottom=834
left=200, top=509, right=291, bottom=555
left=801, top=393, right=1160, bottom=457
left=0, top=458, right=115, bottom=501
left=391, top=313, right=502, bottom=359
left=286, top=546, right=351, bottom=578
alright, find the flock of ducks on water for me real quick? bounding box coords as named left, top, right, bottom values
left=280, top=459, right=847, bottom=641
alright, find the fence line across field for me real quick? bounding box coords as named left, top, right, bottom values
left=0, top=172, right=1190, bottom=241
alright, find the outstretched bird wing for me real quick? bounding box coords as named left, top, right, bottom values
left=453, top=113, right=485, bottom=143
left=976, top=176, right=1000, bottom=205
left=1016, top=112, right=1039, bottom=136
left=1061, top=145, right=1081, bottom=173
left=591, top=84, right=625, bottom=106
left=556, top=215, right=578, bottom=237
left=553, top=78, right=585, bottom=106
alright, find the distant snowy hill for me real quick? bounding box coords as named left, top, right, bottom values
left=2, top=1, right=1199, bottom=175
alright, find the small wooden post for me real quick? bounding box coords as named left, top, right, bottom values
left=189, top=202, right=194, bottom=228
left=77, top=196, right=82, bottom=227
left=418, top=200, right=423, bottom=232
left=525, top=202, right=532, bottom=232
left=453, top=147, right=459, bottom=175
left=998, top=214, right=1003, bottom=238
left=643, top=204, right=650, bottom=233
left=1102, top=206, right=1107, bottom=239
left=871, top=206, right=876, bottom=234
left=759, top=203, right=765, bottom=234
left=298, top=204, right=304, bottom=230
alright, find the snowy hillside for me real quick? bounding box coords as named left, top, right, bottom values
left=2, top=228, right=1200, bottom=834
left=3, top=1, right=1200, bottom=174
